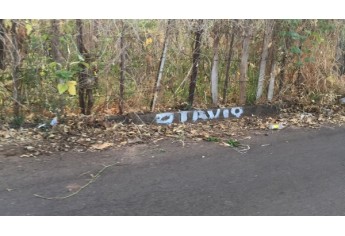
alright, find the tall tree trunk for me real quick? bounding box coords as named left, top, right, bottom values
left=273, top=20, right=289, bottom=93
left=278, top=38, right=289, bottom=93
left=265, top=22, right=278, bottom=100
left=296, top=39, right=304, bottom=93
left=119, top=20, right=126, bottom=115
left=222, top=20, right=236, bottom=104
left=295, top=19, right=306, bottom=93
left=211, top=21, right=221, bottom=106
left=76, top=19, right=88, bottom=115
left=150, top=19, right=172, bottom=112
left=93, top=19, right=100, bottom=51
left=188, top=19, right=203, bottom=107
left=335, top=20, right=345, bottom=75
left=76, top=19, right=95, bottom=115
left=256, top=20, right=274, bottom=100
left=10, top=20, right=21, bottom=117
left=267, top=60, right=277, bottom=102
left=85, top=87, right=93, bottom=115
left=50, top=19, right=66, bottom=114
left=335, top=33, right=345, bottom=75
left=278, top=50, right=286, bottom=92
left=239, top=20, right=253, bottom=105
left=50, top=20, right=64, bottom=66
left=0, top=19, right=5, bottom=70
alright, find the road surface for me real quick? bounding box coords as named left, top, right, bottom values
left=1, top=125, right=345, bottom=215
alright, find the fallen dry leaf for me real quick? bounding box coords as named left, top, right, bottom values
left=91, top=142, right=113, bottom=150
left=25, top=146, right=35, bottom=151
left=66, top=183, right=81, bottom=192
left=127, top=137, right=142, bottom=144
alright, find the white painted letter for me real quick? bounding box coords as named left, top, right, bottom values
left=231, top=107, right=243, bottom=118
left=207, top=109, right=220, bottom=119
left=223, top=109, right=229, bottom=118
left=179, top=111, right=188, bottom=123
left=192, top=110, right=209, bottom=122
left=155, top=112, right=174, bottom=124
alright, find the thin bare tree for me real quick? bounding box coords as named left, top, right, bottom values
left=210, top=20, right=221, bottom=106
left=239, top=20, right=253, bottom=105
left=267, top=60, right=277, bottom=102
left=10, top=20, right=21, bottom=117
left=256, top=20, right=274, bottom=100
left=76, top=19, right=94, bottom=115
left=50, top=20, right=64, bottom=67
left=222, top=20, right=237, bottom=104
left=188, top=19, right=203, bottom=107
left=119, top=20, right=126, bottom=114
left=275, top=21, right=291, bottom=93
left=0, top=19, right=5, bottom=70
left=150, top=19, right=172, bottom=112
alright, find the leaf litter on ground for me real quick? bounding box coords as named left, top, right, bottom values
left=0, top=104, right=344, bottom=158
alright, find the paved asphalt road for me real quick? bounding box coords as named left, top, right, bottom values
left=1, top=125, right=345, bottom=215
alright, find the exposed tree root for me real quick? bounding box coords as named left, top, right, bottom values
left=34, top=162, right=121, bottom=200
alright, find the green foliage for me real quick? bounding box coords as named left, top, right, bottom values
left=309, top=92, right=322, bottom=103
left=0, top=19, right=343, bottom=120
left=246, top=64, right=259, bottom=105
left=138, top=20, right=158, bottom=31
left=280, top=19, right=336, bottom=72
left=205, top=137, right=220, bottom=142
left=11, top=115, right=25, bottom=128
left=227, top=139, right=240, bottom=147
left=288, top=31, right=303, bottom=40
left=287, top=19, right=302, bottom=28
left=290, top=46, right=302, bottom=55
left=317, top=20, right=336, bottom=34
left=304, top=57, right=315, bottom=63
left=55, top=70, right=74, bottom=81
left=57, top=83, right=69, bottom=94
